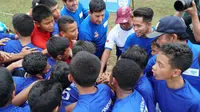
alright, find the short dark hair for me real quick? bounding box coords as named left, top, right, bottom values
left=12, top=13, right=34, bottom=37
left=112, top=59, right=141, bottom=91
left=133, top=7, right=154, bottom=22
left=72, top=40, right=96, bottom=56
left=151, top=39, right=160, bottom=48
left=46, top=36, right=70, bottom=58
left=121, top=46, right=148, bottom=70
left=22, top=52, right=47, bottom=76
left=50, top=61, right=71, bottom=89
left=89, top=0, right=106, bottom=13
left=39, top=0, right=57, bottom=8
left=0, top=67, right=14, bottom=107
left=32, top=4, right=52, bottom=23
left=160, top=43, right=193, bottom=73
left=70, top=51, right=100, bottom=87
left=28, top=80, right=63, bottom=112
left=58, top=16, right=75, bottom=32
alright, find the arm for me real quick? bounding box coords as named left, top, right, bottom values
left=0, top=33, right=16, bottom=40
left=65, top=102, right=77, bottom=112
left=185, top=1, right=200, bottom=42
left=12, top=81, right=38, bottom=106
left=6, top=59, right=23, bottom=71
left=100, top=49, right=111, bottom=73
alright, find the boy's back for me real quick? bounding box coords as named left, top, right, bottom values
left=112, top=90, right=146, bottom=112
left=73, top=84, right=113, bottom=112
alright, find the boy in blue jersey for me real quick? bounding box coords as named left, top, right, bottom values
left=121, top=46, right=156, bottom=112
left=13, top=52, right=50, bottom=94
left=28, top=80, right=63, bottom=112
left=60, top=0, right=88, bottom=27
left=69, top=51, right=113, bottom=112
left=152, top=43, right=200, bottom=112
left=111, top=59, right=147, bottom=112
left=123, top=7, right=156, bottom=58
left=146, top=16, right=200, bottom=77
left=0, top=67, right=30, bottom=112
left=78, top=0, right=109, bottom=58
left=1, top=13, right=41, bottom=54
left=50, top=61, right=78, bottom=112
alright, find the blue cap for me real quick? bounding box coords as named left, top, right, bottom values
left=147, top=16, right=187, bottom=38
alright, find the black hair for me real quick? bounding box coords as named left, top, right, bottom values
left=121, top=46, right=148, bottom=70
left=69, top=51, right=100, bottom=87
left=39, top=0, right=57, bottom=8
left=133, top=7, right=154, bottom=22
left=0, top=67, right=14, bottom=107
left=58, top=16, right=75, bottom=32
left=12, top=13, right=34, bottom=37
left=72, top=40, right=96, bottom=57
left=112, top=59, right=141, bottom=91
left=89, top=0, right=106, bottom=13
left=28, top=80, right=63, bottom=112
left=50, top=61, right=71, bottom=89
left=22, top=52, right=47, bottom=76
left=151, top=38, right=160, bottom=48
left=32, top=4, right=52, bottom=23
left=160, top=43, right=193, bottom=73
left=46, top=36, right=70, bottom=59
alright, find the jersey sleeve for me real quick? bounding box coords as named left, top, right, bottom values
left=78, top=30, right=92, bottom=42
left=122, top=34, right=133, bottom=53
left=0, top=33, right=15, bottom=40
left=105, top=27, right=116, bottom=50
left=79, top=3, right=88, bottom=19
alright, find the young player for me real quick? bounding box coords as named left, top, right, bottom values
left=100, top=6, right=134, bottom=73
left=111, top=59, right=147, bottom=112
left=1, top=13, right=41, bottom=53
left=72, top=40, right=96, bottom=56
left=146, top=16, right=200, bottom=77
left=123, top=7, right=156, bottom=58
left=60, top=0, right=88, bottom=27
left=69, top=51, right=113, bottom=111
left=32, top=0, right=60, bottom=36
left=31, top=4, right=54, bottom=49
left=28, top=80, right=63, bottom=112
left=13, top=52, right=50, bottom=94
left=121, top=46, right=156, bottom=112
left=151, top=39, right=160, bottom=56
left=0, top=67, right=30, bottom=112
left=78, top=0, right=109, bottom=58
left=152, top=43, right=200, bottom=112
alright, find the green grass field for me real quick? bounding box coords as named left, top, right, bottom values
left=0, top=0, right=175, bottom=71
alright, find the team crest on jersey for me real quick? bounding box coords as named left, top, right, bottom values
left=94, top=31, right=99, bottom=38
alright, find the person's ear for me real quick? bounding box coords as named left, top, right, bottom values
left=12, top=84, right=16, bottom=99
left=170, top=34, right=178, bottom=42
left=147, top=22, right=152, bottom=27
left=35, top=21, right=41, bottom=28
left=56, top=55, right=62, bottom=60
left=60, top=31, right=65, bottom=37
left=53, top=106, right=60, bottom=112
left=68, top=74, right=74, bottom=83
left=172, top=68, right=181, bottom=78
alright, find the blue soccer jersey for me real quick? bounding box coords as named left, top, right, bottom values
left=60, top=3, right=88, bottom=27
left=13, top=76, right=38, bottom=94
left=0, top=104, right=30, bottom=112
left=145, top=40, right=200, bottom=77
left=51, top=21, right=59, bottom=36
left=135, top=74, right=156, bottom=112
left=153, top=78, right=200, bottom=112
left=2, top=40, right=42, bottom=53
left=0, top=33, right=15, bottom=40
left=72, top=84, right=114, bottom=112
left=60, top=83, right=79, bottom=112
left=122, top=33, right=156, bottom=58
left=112, top=90, right=147, bottom=112
left=78, top=10, right=109, bottom=58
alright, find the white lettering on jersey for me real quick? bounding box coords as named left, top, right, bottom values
left=62, top=88, right=71, bottom=100
left=183, top=68, right=199, bottom=77
left=79, top=11, right=83, bottom=18
left=140, top=97, right=148, bottom=112
left=102, top=99, right=112, bottom=112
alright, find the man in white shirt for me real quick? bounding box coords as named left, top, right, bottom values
left=100, top=6, right=135, bottom=73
